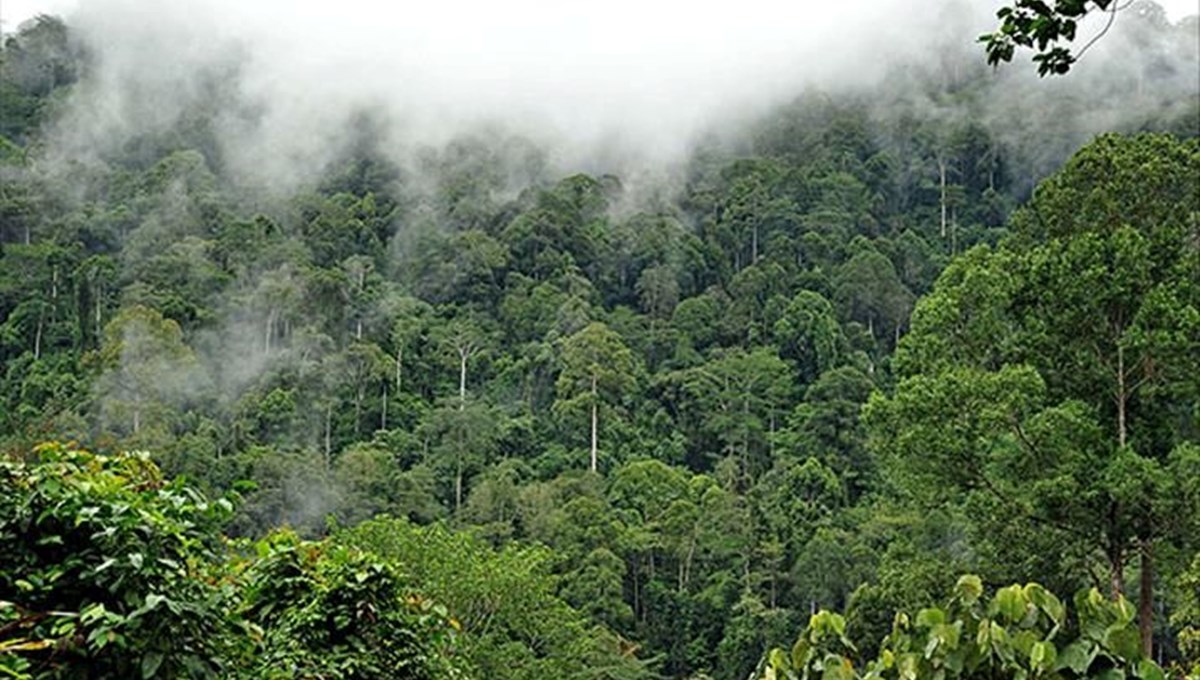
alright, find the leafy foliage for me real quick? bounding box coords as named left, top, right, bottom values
left=0, top=443, right=240, bottom=678
left=758, top=575, right=1167, bottom=680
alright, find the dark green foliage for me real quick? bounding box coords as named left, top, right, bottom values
left=980, top=1, right=1141, bottom=76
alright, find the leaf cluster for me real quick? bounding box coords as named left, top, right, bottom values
left=759, top=575, right=1166, bottom=680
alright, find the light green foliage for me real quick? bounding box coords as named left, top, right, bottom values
left=759, top=576, right=1166, bottom=680
left=338, top=516, right=656, bottom=679
left=0, top=444, right=477, bottom=679
left=1175, top=553, right=1200, bottom=674
left=0, top=443, right=241, bottom=678
left=93, top=305, right=205, bottom=442
left=237, top=531, right=466, bottom=680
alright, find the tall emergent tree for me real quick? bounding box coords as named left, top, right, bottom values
left=867, top=133, right=1200, bottom=656
left=556, top=322, right=636, bottom=473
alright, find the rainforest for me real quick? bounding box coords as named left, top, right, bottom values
left=1, top=1, right=1198, bottom=678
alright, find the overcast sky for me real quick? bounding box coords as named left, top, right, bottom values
left=5, top=0, right=1197, bottom=187
left=6, top=0, right=1198, bottom=30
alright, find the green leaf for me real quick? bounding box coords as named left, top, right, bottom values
left=792, top=637, right=813, bottom=669
left=141, top=651, right=164, bottom=679
left=955, top=575, right=983, bottom=604
left=820, top=654, right=855, bottom=680
left=1055, top=640, right=1095, bottom=674
left=768, top=647, right=790, bottom=671
left=993, top=585, right=1027, bottom=623
left=1134, top=659, right=1165, bottom=680
left=916, top=607, right=947, bottom=628
left=1103, top=624, right=1142, bottom=661
left=1030, top=641, right=1056, bottom=671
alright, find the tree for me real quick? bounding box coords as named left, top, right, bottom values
left=556, top=322, right=637, bottom=473
left=421, top=400, right=499, bottom=514
left=337, top=516, right=655, bottom=679
left=832, top=246, right=914, bottom=350
left=434, top=314, right=489, bottom=408
left=93, top=305, right=204, bottom=439
left=675, top=347, right=794, bottom=483
left=772, top=290, right=847, bottom=385
left=869, top=133, right=1200, bottom=656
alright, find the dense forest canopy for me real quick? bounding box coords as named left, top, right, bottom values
left=1, top=1, right=1198, bottom=678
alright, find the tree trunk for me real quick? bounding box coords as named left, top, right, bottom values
left=741, top=392, right=751, bottom=477
left=459, top=352, right=468, bottom=409
left=33, top=313, right=42, bottom=360
left=938, top=159, right=948, bottom=239
left=354, top=387, right=363, bottom=437
left=265, top=308, right=277, bottom=354
left=95, top=293, right=103, bottom=347
left=395, top=346, right=403, bottom=393
left=1117, top=344, right=1128, bottom=448
left=455, top=456, right=463, bottom=515
left=381, top=384, right=387, bottom=430
left=1109, top=537, right=1125, bottom=600
left=324, top=404, right=332, bottom=468
left=751, top=223, right=759, bottom=265
left=1139, top=538, right=1154, bottom=657
left=50, top=266, right=58, bottom=318
left=684, top=536, right=695, bottom=590
left=590, top=374, right=598, bottom=473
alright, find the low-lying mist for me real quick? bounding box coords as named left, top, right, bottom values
left=29, top=0, right=1195, bottom=200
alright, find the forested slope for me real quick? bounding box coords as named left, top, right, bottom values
left=1, top=7, right=1198, bottom=678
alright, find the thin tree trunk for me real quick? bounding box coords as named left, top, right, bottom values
left=590, top=374, right=598, bottom=473
left=939, top=159, right=948, bottom=239
left=265, top=308, right=276, bottom=354
left=1117, top=344, right=1128, bottom=448
left=684, top=537, right=695, bottom=589
left=459, top=352, right=467, bottom=409
left=1110, top=538, right=1125, bottom=600
left=354, top=387, right=363, bottom=437
left=751, top=223, right=758, bottom=265
left=455, top=457, right=463, bottom=514
left=742, top=392, right=751, bottom=476
left=33, top=314, right=42, bottom=360
left=400, top=347, right=410, bottom=390
left=1139, top=538, right=1154, bottom=656
left=324, top=404, right=332, bottom=467
left=50, top=266, right=58, bottom=317
left=381, top=384, right=387, bottom=430
left=95, top=293, right=103, bottom=346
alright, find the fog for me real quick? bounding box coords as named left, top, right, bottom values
left=8, top=0, right=1195, bottom=194
left=26, top=0, right=984, bottom=184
